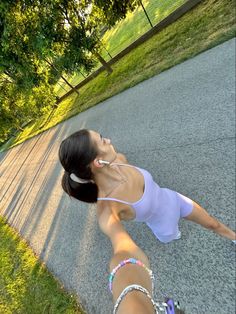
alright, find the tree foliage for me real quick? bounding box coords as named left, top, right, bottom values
left=0, top=73, right=55, bottom=144
left=0, top=0, right=141, bottom=144
left=93, top=0, right=139, bottom=26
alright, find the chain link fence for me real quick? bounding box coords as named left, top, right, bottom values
left=55, top=0, right=187, bottom=98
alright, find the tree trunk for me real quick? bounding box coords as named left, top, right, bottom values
left=57, top=80, right=70, bottom=93
left=94, top=51, right=113, bottom=75
left=95, top=35, right=112, bottom=59
left=60, top=75, right=79, bottom=95
left=45, top=59, right=80, bottom=95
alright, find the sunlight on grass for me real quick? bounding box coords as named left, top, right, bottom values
left=57, top=0, right=235, bottom=116
left=54, top=79, right=71, bottom=98
left=55, top=0, right=185, bottom=95
left=2, top=0, right=235, bottom=149
left=16, top=94, right=78, bottom=142
left=46, top=94, right=79, bottom=128
left=0, top=216, right=85, bottom=314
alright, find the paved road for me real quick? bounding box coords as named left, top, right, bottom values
left=0, top=38, right=235, bottom=314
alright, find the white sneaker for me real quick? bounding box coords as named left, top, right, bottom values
left=174, top=231, right=181, bottom=240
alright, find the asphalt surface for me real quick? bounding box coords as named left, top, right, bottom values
left=0, top=38, right=235, bottom=314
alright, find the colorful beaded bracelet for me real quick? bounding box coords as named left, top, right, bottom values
left=108, top=257, right=153, bottom=293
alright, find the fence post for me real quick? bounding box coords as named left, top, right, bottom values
left=139, top=0, right=153, bottom=28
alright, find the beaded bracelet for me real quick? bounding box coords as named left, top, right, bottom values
left=108, top=258, right=153, bottom=293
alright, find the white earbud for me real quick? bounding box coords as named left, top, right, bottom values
left=98, top=159, right=110, bottom=165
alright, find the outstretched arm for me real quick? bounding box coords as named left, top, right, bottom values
left=96, top=203, right=155, bottom=313
left=96, top=203, right=149, bottom=267
left=96, top=204, right=183, bottom=314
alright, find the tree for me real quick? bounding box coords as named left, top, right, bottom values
left=0, top=0, right=143, bottom=96
left=93, top=0, right=139, bottom=26
left=42, top=0, right=113, bottom=75
left=0, top=0, right=143, bottom=143
left=0, top=1, right=77, bottom=94
left=0, top=73, right=55, bottom=144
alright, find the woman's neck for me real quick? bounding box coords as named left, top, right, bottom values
left=94, top=165, right=127, bottom=197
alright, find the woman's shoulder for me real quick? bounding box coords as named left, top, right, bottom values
left=96, top=202, right=120, bottom=236
left=96, top=200, right=122, bottom=230
left=97, top=198, right=134, bottom=222
left=97, top=198, right=124, bottom=214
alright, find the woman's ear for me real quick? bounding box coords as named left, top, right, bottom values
left=93, top=158, right=104, bottom=168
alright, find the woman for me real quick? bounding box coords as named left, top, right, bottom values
left=97, top=204, right=183, bottom=313
left=58, top=129, right=236, bottom=244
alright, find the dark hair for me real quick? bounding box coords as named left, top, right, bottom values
left=58, top=129, right=98, bottom=203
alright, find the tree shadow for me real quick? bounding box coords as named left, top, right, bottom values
left=0, top=120, right=114, bottom=313
left=0, top=134, right=44, bottom=205
left=0, top=139, right=34, bottom=191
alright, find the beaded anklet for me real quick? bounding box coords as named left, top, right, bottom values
left=108, top=258, right=154, bottom=293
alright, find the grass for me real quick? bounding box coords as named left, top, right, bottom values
left=101, top=0, right=187, bottom=59
left=0, top=216, right=85, bottom=314
left=54, top=0, right=186, bottom=97
left=2, top=0, right=236, bottom=150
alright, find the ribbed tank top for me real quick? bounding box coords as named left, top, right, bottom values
left=97, top=163, right=162, bottom=222
left=97, top=163, right=182, bottom=242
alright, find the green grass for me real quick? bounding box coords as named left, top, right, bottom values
left=102, top=0, right=186, bottom=59
left=2, top=0, right=236, bottom=149
left=0, top=216, right=85, bottom=314
left=54, top=0, right=186, bottom=97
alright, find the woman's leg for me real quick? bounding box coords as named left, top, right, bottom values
left=184, top=201, right=236, bottom=241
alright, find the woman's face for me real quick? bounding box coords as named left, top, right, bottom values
left=89, top=130, right=117, bottom=162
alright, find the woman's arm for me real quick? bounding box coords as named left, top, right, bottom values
left=96, top=203, right=149, bottom=266
left=96, top=203, right=154, bottom=314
